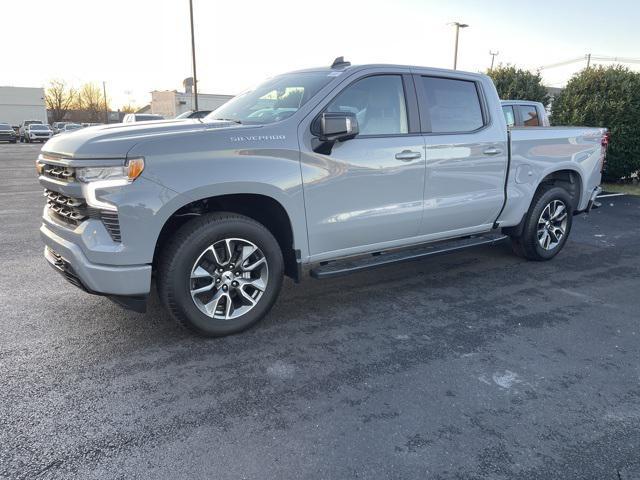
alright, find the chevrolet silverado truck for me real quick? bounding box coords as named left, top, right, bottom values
left=37, top=58, right=608, bottom=337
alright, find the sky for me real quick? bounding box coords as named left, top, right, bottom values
left=2, top=0, right=639, bottom=109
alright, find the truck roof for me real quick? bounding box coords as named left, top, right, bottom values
left=287, top=61, right=488, bottom=81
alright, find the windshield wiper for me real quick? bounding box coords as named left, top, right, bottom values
left=212, top=118, right=242, bottom=124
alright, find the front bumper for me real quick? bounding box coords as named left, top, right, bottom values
left=41, top=222, right=152, bottom=302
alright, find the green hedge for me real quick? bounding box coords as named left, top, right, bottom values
left=487, top=65, right=550, bottom=107
left=551, top=66, right=640, bottom=181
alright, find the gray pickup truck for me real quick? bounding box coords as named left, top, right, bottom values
left=37, top=58, right=608, bottom=336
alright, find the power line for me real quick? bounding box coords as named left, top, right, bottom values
left=539, top=54, right=640, bottom=71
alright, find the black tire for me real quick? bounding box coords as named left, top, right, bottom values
left=510, top=186, right=574, bottom=261
left=157, top=212, right=284, bottom=337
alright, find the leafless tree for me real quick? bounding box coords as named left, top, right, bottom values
left=75, top=83, right=110, bottom=122
left=45, top=80, right=76, bottom=123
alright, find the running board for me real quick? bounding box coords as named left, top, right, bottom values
left=310, top=234, right=508, bottom=279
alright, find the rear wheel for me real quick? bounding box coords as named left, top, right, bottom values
left=510, top=186, right=574, bottom=261
left=158, top=212, right=284, bottom=337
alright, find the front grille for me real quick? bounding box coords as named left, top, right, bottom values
left=43, top=164, right=75, bottom=182
left=44, top=188, right=122, bottom=242
left=44, top=189, right=89, bottom=224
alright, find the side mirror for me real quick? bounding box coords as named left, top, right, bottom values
left=312, top=112, right=358, bottom=154
left=316, top=112, right=358, bottom=142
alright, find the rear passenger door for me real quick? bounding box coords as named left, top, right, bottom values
left=416, top=74, right=508, bottom=236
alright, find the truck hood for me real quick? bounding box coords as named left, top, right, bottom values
left=42, top=119, right=248, bottom=160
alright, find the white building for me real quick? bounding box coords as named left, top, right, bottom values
left=150, top=90, right=234, bottom=118
left=0, top=86, right=48, bottom=127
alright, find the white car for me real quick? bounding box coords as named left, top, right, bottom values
left=19, top=120, right=43, bottom=142
left=24, top=124, right=52, bottom=143
left=122, top=113, right=164, bottom=123
left=58, top=124, right=83, bottom=134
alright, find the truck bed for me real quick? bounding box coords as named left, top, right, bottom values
left=498, top=126, right=607, bottom=227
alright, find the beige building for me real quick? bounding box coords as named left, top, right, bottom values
left=150, top=90, right=234, bottom=118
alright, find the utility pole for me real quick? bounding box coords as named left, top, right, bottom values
left=102, top=81, right=108, bottom=124
left=586, top=53, right=591, bottom=69
left=450, top=22, right=469, bottom=70
left=189, top=0, right=199, bottom=110
left=489, top=50, right=499, bottom=70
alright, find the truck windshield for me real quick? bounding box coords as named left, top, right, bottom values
left=206, top=71, right=333, bottom=125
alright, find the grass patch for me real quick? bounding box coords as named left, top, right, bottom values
left=603, top=183, right=640, bottom=196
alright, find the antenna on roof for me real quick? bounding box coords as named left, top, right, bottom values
left=331, top=56, right=351, bottom=69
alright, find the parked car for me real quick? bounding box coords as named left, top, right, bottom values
left=122, top=113, right=164, bottom=123
left=19, top=120, right=43, bottom=142
left=61, top=123, right=83, bottom=133
left=24, top=124, right=52, bottom=143
left=0, top=123, right=17, bottom=143
left=52, top=122, right=70, bottom=135
left=37, top=59, right=608, bottom=337
left=175, top=110, right=212, bottom=119
left=501, top=100, right=550, bottom=127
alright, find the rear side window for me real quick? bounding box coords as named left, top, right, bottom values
left=420, top=77, right=484, bottom=133
left=502, top=105, right=515, bottom=127
left=518, top=105, right=539, bottom=126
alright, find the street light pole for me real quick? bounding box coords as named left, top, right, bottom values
left=102, top=81, right=109, bottom=124
left=451, top=22, right=469, bottom=70
left=189, top=0, right=199, bottom=110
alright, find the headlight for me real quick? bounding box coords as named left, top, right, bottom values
left=77, top=157, right=144, bottom=211
left=76, top=157, right=144, bottom=183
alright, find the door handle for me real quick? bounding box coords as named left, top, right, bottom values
left=395, top=150, right=422, bottom=161
left=483, top=147, right=502, bottom=156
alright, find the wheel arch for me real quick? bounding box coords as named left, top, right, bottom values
left=535, top=168, right=583, bottom=209
left=153, top=192, right=300, bottom=281
left=503, top=168, right=583, bottom=238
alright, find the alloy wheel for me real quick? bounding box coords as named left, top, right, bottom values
left=189, top=237, right=268, bottom=320
left=537, top=199, right=568, bottom=250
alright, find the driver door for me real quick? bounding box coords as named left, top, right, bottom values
left=299, top=71, right=426, bottom=260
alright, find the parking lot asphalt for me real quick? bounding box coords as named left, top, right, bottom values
left=1, top=143, right=639, bottom=480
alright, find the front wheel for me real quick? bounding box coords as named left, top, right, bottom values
left=510, top=186, right=574, bottom=261
left=158, top=212, right=284, bottom=337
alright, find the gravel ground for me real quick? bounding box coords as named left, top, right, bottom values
left=1, top=143, right=639, bottom=480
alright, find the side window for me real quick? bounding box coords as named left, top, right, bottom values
left=420, top=77, right=484, bottom=133
left=518, top=105, right=539, bottom=126
left=502, top=105, right=515, bottom=127
left=326, top=75, right=408, bottom=136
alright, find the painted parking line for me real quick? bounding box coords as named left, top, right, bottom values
left=0, top=190, right=42, bottom=196
left=597, top=193, right=626, bottom=198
